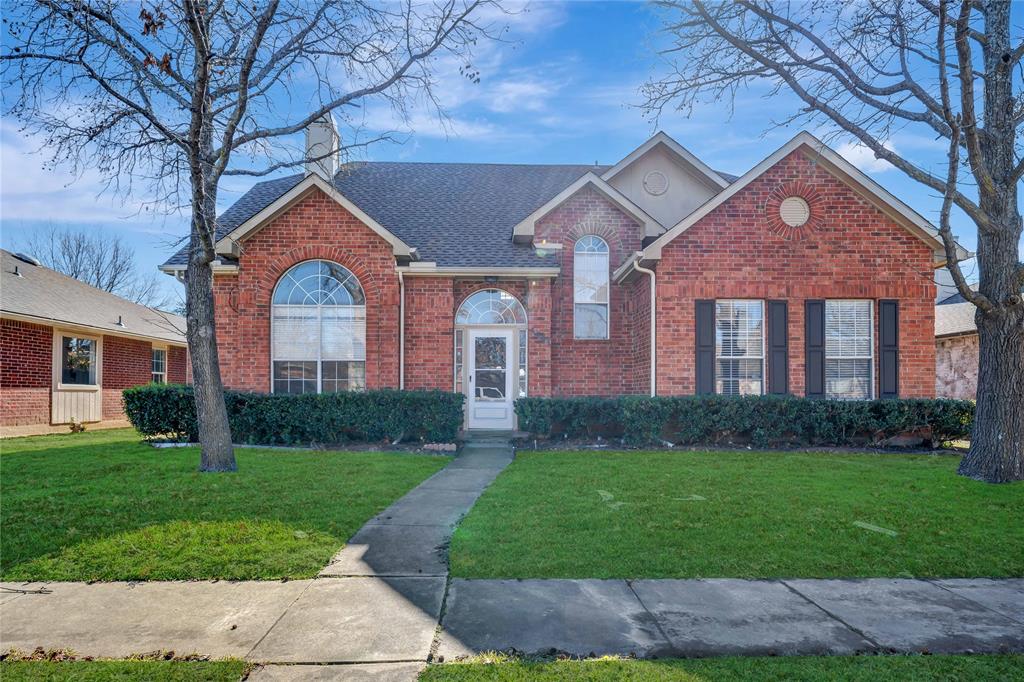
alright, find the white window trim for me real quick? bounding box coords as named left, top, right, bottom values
left=151, top=344, right=168, bottom=384
left=52, top=329, right=102, bottom=391
left=573, top=236, right=611, bottom=340
left=269, top=259, right=367, bottom=395
left=714, top=299, right=766, bottom=396
left=824, top=299, right=875, bottom=400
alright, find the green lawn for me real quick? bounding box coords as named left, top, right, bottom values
left=0, top=660, right=245, bottom=681
left=0, top=429, right=448, bottom=581
left=450, top=450, right=1024, bottom=579
left=420, top=655, right=1024, bottom=681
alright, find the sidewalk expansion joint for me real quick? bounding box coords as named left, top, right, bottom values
left=778, top=579, right=884, bottom=651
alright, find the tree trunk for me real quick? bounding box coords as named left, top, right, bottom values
left=957, top=0, right=1024, bottom=483
left=959, top=307, right=1024, bottom=482
left=185, top=219, right=236, bottom=473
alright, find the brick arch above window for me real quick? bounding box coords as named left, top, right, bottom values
left=764, top=181, right=825, bottom=242
left=566, top=218, right=626, bottom=253
left=257, top=245, right=383, bottom=306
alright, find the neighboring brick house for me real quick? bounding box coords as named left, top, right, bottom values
left=1, top=250, right=187, bottom=432
left=161, top=126, right=958, bottom=430
left=935, top=301, right=979, bottom=400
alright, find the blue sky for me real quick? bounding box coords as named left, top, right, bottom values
left=1, top=0, right=1011, bottom=302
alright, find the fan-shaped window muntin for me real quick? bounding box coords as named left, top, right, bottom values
left=455, top=289, right=527, bottom=326
left=574, top=235, right=610, bottom=339
left=453, top=289, right=528, bottom=399
left=271, top=260, right=366, bottom=394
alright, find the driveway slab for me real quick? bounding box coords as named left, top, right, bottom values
left=365, top=490, right=482, bottom=527
left=931, top=579, right=1024, bottom=623
left=249, top=663, right=423, bottom=681
left=320, top=525, right=449, bottom=577
left=631, top=579, right=873, bottom=656
left=437, top=579, right=670, bottom=660
left=249, top=577, right=445, bottom=663
left=0, top=580, right=309, bottom=659
left=785, top=578, right=1024, bottom=653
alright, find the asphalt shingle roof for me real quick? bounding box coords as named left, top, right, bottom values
left=935, top=302, right=977, bottom=337
left=2, top=250, right=186, bottom=344
left=162, top=162, right=737, bottom=269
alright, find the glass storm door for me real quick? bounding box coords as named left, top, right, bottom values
left=467, top=328, right=515, bottom=430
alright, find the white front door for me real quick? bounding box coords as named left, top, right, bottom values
left=466, top=328, right=515, bottom=430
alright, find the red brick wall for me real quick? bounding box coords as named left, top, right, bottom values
left=1, top=319, right=51, bottom=426
left=101, top=334, right=153, bottom=419
left=168, top=345, right=188, bottom=384
left=404, top=276, right=455, bottom=390
left=535, top=185, right=647, bottom=396
left=654, top=150, right=936, bottom=397
left=212, top=187, right=400, bottom=392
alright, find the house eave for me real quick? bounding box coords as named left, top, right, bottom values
left=396, top=264, right=560, bottom=279
left=0, top=310, right=187, bottom=347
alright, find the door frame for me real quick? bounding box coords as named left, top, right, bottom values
left=465, top=327, right=515, bottom=430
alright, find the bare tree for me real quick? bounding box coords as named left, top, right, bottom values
left=2, top=0, right=504, bottom=472
left=21, top=225, right=172, bottom=309
left=643, top=0, right=1023, bottom=482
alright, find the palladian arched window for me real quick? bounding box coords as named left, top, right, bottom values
left=271, top=260, right=366, bottom=394
left=573, top=235, right=609, bottom=339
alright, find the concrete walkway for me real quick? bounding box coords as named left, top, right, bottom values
left=2, top=436, right=1023, bottom=679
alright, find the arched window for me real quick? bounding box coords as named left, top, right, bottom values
left=573, top=235, right=609, bottom=339
left=271, top=260, right=366, bottom=394
left=455, top=289, right=527, bottom=325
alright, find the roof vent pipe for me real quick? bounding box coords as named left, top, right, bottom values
left=116, top=315, right=125, bottom=327
left=304, top=113, right=341, bottom=181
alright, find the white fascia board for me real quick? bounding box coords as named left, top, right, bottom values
left=214, top=174, right=414, bottom=259
left=1, top=310, right=187, bottom=347
left=642, top=131, right=957, bottom=263
left=600, top=131, right=730, bottom=190
left=511, top=172, right=662, bottom=241
left=158, top=260, right=240, bottom=276
left=396, top=265, right=560, bottom=278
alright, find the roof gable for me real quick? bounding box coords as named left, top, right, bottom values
left=601, top=131, right=731, bottom=189
left=639, top=131, right=955, bottom=265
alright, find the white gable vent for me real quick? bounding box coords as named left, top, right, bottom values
left=779, top=196, right=810, bottom=227
left=643, top=170, right=669, bottom=196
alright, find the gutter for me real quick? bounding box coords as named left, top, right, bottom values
left=397, top=269, right=405, bottom=390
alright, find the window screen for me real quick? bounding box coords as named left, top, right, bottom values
left=825, top=300, right=873, bottom=399
left=715, top=300, right=764, bottom=396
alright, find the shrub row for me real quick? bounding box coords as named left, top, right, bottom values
left=514, top=395, right=974, bottom=448
left=123, top=384, right=465, bottom=445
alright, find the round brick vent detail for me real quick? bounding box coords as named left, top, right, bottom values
left=765, top=183, right=822, bottom=241
left=643, top=170, right=669, bottom=196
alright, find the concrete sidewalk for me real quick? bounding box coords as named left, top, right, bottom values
left=2, top=437, right=1022, bottom=680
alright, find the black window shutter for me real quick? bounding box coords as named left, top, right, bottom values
left=805, top=300, right=825, bottom=398
left=879, top=299, right=899, bottom=398
left=695, top=300, right=715, bottom=394
left=767, top=301, right=789, bottom=395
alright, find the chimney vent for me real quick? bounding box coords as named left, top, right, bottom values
left=305, top=113, right=341, bottom=181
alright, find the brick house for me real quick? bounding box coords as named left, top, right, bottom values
left=161, top=126, right=956, bottom=430
left=1, top=250, right=187, bottom=433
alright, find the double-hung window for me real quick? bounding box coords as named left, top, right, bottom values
left=825, top=300, right=873, bottom=399
left=151, top=348, right=167, bottom=383
left=573, top=236, right=609, bottom=339
left=715, top=300, right=764, bottom=396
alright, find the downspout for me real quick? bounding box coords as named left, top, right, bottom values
left=397, top=269, right=405, bottom=390
left=632, top=256, right=657, bottom=397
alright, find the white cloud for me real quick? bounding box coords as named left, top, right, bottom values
left=487, top=79, right=554, bottom=113
left=836, top=140, right=897, bottom=173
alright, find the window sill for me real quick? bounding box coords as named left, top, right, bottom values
left=56, top=383, right=100, bottom=392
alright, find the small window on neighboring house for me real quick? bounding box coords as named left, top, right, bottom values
left=715, top=300, right=764, bottom=396
left=825, top=300, right=873, bottom=399
left=573, top=236, right=609, bottom=339
left=152, top=348, right=167, bottom=384
left=61, top=336, right=97, bottom=385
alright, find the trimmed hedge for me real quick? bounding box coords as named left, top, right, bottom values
left=123, top=384, right=465, bottom=445
left=514, top=395, right=974, bottom=448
